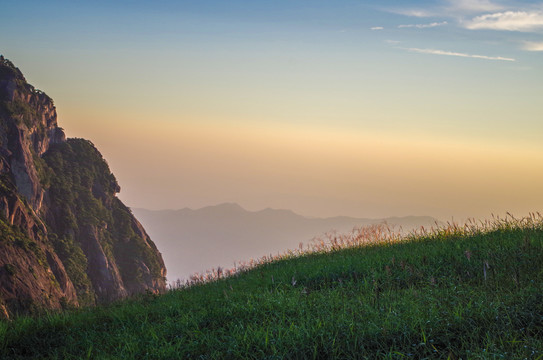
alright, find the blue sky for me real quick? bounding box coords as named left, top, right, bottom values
left=1, top=0, right=542, bottom=219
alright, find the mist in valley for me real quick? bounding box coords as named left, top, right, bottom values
left=133, top=203, right=440, bottom=283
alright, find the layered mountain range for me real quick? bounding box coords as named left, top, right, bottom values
left=0, top=57, right=166, bottom=318
left=134, top=204, right=439, bottom=282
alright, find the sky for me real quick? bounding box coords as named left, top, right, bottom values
left=1, top=0, right=542, bottom=221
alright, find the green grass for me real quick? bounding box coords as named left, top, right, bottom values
left=1, top=216, right=543, bottom=359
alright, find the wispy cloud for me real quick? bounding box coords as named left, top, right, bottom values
left=398, top=21, right=448, bottom=29
left=465, top=11, right=543, bottom=31
left=388, top=9, right=436, bottom=18
left=522, top=41, right=543, bottom=51
left=446, top=0, right=505, bottom=13
left=388, top=0, right=504, bottom=18
left=405, top=47, right=516, bottom=61
left=385, top=40, right=401, bottom=45
left=370, top=26, right=384, bottom=31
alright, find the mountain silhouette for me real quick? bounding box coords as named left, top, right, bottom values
left=133, top=204, right=440, bottom=282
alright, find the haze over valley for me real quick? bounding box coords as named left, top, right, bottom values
left=134, top=203, right=440, bottom=282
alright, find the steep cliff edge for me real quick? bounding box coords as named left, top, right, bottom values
left=0, top=56, right=166, bottom=317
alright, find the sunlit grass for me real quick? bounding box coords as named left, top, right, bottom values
left=1, top=214, right=542, bottom=359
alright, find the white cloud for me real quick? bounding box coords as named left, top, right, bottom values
left=466, top=11, right=543, bottom=31
left=522, top=40, right=543, bottom=51
left=405, top=47, right=516, bottom=61
left=389, top=9, right=436, bottom=18
left=398, top=21, right=448, bottom=29
left=371, top=26, right=384, bottom=31
left=447, top=0, right=504, bottom=13
left=385, top=40, right=401, bottom=45
left=402, top=9, right=434, bottom=17
left=388, top=0, right=504, bottom=18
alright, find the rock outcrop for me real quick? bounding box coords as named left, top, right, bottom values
left=0, top=56, right=166, bottom=317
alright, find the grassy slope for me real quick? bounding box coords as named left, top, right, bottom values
left=1, top=219, right=542, bottom=359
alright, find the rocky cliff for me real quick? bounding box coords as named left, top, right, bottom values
left=0, top=56, right=166, bottom=318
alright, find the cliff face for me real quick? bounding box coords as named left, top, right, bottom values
left=0, top=56, right=166, bottom=317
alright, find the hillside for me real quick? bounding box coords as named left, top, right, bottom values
left=134, top=204, right=439, bottom=281
left=0, top=56, right=166, bottom=317
left=1, top=216, right=541, bottom=359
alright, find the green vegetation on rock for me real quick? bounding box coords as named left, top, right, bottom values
left=48, top=233, right=95, bottom=307
left=42, top=138, right=165, bottom=303
left=32, top=151, right=53, bottom=190
left=1, top=99, right=37, bottom=128
left=3, top=264, right=17, bottom=276
left=111, top=199, right=165, bottom=286
left=44, top=138, right=117, bottom=231
left=0, top=219, right=45, bottom=265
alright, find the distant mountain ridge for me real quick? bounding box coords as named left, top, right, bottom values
left=133, top=203, right=441, bottom=283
